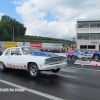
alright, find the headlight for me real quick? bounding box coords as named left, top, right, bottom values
left=64, top=57, right=66, bottom=61
left=45, top=59, right=48, bottom=64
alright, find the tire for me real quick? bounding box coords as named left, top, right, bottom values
left=0, top=62, right=6, bottom=72
left=72, top=56, right=77, bottom=60
left=28, top=63, right=40, bottom=78
left=51, top=68, right=60, bottom=73
left=93, top=55, right=100, bottom=61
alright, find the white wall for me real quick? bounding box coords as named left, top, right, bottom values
left=77, top=40, right=100, bottom=50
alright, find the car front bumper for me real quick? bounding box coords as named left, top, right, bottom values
left=39, top=62, right=67, bottom=70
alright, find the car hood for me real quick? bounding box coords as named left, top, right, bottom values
left=31, top=51, right=61, bottom=58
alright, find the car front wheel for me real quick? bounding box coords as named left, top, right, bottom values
left=28, top=63, right=40, bottom=78
left=72, top=56, right=77, bottom=60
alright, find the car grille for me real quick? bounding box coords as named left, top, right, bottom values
left=46, top=57, right=64, bottom=64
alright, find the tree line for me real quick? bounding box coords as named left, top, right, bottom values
left=0, top=15, right=26, bottom=41
left=15, top=35, right=76, bottom=45
left=0, top=15, right=75, bottom=45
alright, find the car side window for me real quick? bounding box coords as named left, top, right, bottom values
left=5, top=49, right=11, bottom=56
left=80, top=50, right=85, bottom=53
left=11, top=48, right=22, bottom=55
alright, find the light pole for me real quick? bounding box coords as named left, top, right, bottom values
left=72, top=37, right=76, bottom=50
left=13, top=26, right=14, bottom=41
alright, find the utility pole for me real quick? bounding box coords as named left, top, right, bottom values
left=72, top=37, right=76, bottom=50
left=13, top=26, right=14, bottom=41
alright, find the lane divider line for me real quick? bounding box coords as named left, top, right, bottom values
left=66, top=67, right=100, bottom=72
left=0, top=79, right=64, bottom=100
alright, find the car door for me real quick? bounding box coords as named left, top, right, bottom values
left=8, top=48, right=23, bottom=69
left=77, top=50, right=86, bottom=58
left=83, top=51, right=93, bottom=58
left=3, top=48, right=11, bottom=67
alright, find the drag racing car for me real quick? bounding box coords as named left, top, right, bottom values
left=0, top=47, right=67, bottom=78
left=67, top=49, right=100, bottom=61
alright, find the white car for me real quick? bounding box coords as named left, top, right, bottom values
left=0, top=47, right=67, bottom=78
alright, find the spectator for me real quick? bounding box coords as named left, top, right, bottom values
left=67, top=48, right=68, bottom=51
left=0, top=46, right=2, bottom=55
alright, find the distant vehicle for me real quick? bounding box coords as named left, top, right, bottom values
left=67, top=49, right=100, bottom=61
left=67, top=50, right=75, bottom=53
left=0, top=47, right=67, bottom=78
left=91, top=50, right=96, bottom=51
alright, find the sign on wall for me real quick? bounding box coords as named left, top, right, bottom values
left=4, top=42, right=18, bottom=47
left=52, top=44, right=62, bottom=48
left=30, top=43, right=42, bottom=48
left=18, top=42, right=30, bottom=47
left=91, top=41, right=100, bottom=44
left=63, top=44, right=70, bottom=47
left=42, top=43, right=53, bottom=48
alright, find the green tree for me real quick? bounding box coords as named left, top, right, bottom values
left=0, top=15, right=26, bottom=41
left=72, top=37, right=76, bottom=42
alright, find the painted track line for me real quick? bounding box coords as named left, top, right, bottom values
left=66, top=67, right=100, bottom=72
left=0, top=79, right=64, bottom=100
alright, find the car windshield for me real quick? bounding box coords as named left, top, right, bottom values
left=78, top=49, right=92, bottom=53
left=87, top=50, right=92, bottom=52
left=21, top=47, right=41, bottom=55
left=79, top=50, right=86, bottom=53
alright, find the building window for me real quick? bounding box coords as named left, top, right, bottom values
left=90, top=23, right=96, bottom=28
left=90, top=35, right=96, bottom=40
left=78, top=22, right=100, bottom=28
left=77, top=35, right=84, bottom=40
left=97, top=23, right=100, bottom=28
left=78, top=23, right=83, bottom=28
left=84, top=35, right=89, bottom=40
left=80, top=45, right=87, bottom=49
left=83, top=23, right=89, bottom=28
left=96, top=35, right=100, bottom=40
left=88, top=45, right=95, bottom=49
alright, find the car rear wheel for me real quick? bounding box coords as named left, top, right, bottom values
left=51, top=68, right=60, bottom=73
left=28, top=63, right=40, bottom=78
left=72, top=56, right=77, bottom=60
left=0, top=62, right=6, bottom=72
left=93, top=55, right=100, bottom=61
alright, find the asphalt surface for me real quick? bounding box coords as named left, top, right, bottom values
left=0, top=59, right=100, bottom=100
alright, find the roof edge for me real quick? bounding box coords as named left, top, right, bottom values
left=77, top=19, right=100, bottom=22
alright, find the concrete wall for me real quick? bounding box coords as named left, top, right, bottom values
left=77, top=40, right=100, bottom=50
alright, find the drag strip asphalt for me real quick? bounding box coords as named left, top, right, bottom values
left=1, top=59, right=100, bottom=100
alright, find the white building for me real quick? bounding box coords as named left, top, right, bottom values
left=76, top=19, right=100, bottom=51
